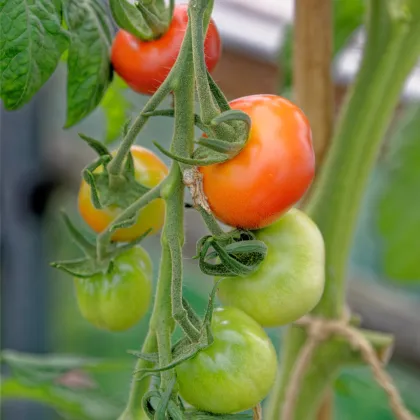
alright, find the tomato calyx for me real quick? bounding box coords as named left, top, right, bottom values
left=153, top=109, right=251, bottom=167
left=79, top=133, right=151, bottom=210
left=110, top=0, right=171, bottom=41
left=50, top=211, right=150, bottom=278
left=196, top=230, right=268, bottom=277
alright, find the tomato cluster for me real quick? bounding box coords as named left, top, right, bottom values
left=72, top=4, right=324, bottom=415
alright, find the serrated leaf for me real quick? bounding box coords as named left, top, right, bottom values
left=0, top=0, right=69, bottom=109
left=109, top=0, right=153, bottom=40
left=377, top=105, right=420, bottom=282
left=100, top=76, right=133, bottom=144
left=64, top=0, right=112, bottom=127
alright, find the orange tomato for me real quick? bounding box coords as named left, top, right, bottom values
left=200, top=95, right=314, bottom=229
left=78, top=146, right=168, bottom=241
left=111, top=4, right=222, bottom=95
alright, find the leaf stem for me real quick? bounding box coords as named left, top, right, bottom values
left=107, top=74, right=172, bottom=177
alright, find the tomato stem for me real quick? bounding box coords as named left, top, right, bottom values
left=198, top=206, right=225, bottom=237
left=107, top=75, right=172, bottom=177
left=118, top=331, right=157, bottom=420
left=120, top=2, right=210, bottom=414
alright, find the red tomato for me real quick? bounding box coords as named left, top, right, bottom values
left=199, top=95, right=314, bottom=229
left=111, top=4, right=221, bottom=95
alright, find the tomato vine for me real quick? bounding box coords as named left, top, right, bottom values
left=1, top=0, right=420, bottom=419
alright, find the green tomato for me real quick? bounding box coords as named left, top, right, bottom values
left=217, top=208, right=325, bottom=327
left=74, top=247, right=152, bottom=332
left=176, top=306, right=277, bottom=414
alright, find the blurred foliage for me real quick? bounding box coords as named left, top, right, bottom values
left=279, top=0, right=365, bottom=92
left=100, top=76, right=133, bottom=145
left=376, top=105, right=420, bottom=283
left=334, top=365, right=420, bottom=419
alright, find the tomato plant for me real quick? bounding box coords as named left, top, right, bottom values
left=217, top=208, right=325, bottom=327
left=78, top=145, right=168, bottom=241
left=74, top=247, right=152, bottom=331
left=200, top=94, right=315, bottom=229
left=2, top=0, right=419, bottom=419
left=111, top=4, right=221, bottom=95
left=176, top=306, right=277, bottom=414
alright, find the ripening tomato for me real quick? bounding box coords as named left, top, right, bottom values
left=74, top=247, right=152, bottom=331
left=176, top=307, right=277, bottom=414
left=78, top=145, right=168, bottom=242
left=199, top=95, right=314, bottom=229
left=111, top=4, right=222, bottom=95
left=217, top=208, right=325, bottom=327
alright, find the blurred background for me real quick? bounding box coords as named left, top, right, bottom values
left=1, top=0, right=420, bottom=419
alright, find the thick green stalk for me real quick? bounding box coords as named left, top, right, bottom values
left=118, top=331, right=157, bottom=420
left=119, top=5, right=201, bottom=417
left=266, top=1, right=420, bottom=419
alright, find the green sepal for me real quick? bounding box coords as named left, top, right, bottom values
left=205, top=240, right=268, bottom=260
left=207, top=71, right=230, bottom=112
left=142, top=385, right=182, bottom=420
left=83, top=161, right=150, bottom=210
left=51, top=216, right=151, bottom=278
left=211, top=109, right=251, bottom=129
left=79, top=133, right=111, bottom=157
left=195, top=137, right=243, bottom=155
left=50, top=257, right=112, bottom=278
left=153, top=141, right=228, bottom=166
left=110, top=0, right=154, bottom=40
left=126, top=351, right=159, bottom=363
left=196, top=232, right=267, bottom=277
left=185, top=410, right=253, bottom=420
left=142, top=109, right=207, bottom=132
left=135, top=1, right=168, bottom=36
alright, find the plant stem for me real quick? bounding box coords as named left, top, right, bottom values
left=190, top=0, right=219, bottom=125
left=266, top=1, right=420, bottom=419
left=120, top=2, right=208, bottom=415
left=199, top=207, right=224, bottom=236
left=107, top=75, right=172, bottom=177
left=151, top=238, right=175, bottom=391
left=119, top=331, right=157, bottom=420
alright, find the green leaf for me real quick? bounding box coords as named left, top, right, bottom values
left=100, top=76, right=133, bottom=144
left=1, top=351, right=130, bottom=419
left=1, top=378, right=122, bottom=420
left=64, top=0, right=112, bottom=127
left=0, top=0, right=69, bottom=109
left=377, top=105, right=420, bottom=282
left=109, top=0, right=153, bottom=40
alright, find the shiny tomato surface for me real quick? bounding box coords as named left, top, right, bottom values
left=200, top=95, right=314, bottom=229
left=111, top=4, right=221, bottom=95
left=176, top=307, right=277, bottom=413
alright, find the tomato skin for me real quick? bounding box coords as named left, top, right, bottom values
left=74, top=247, right=152, bottom=332
left=78, top=145, right=168, bottom=242
left=217, top=209, right=325, bottom=327
left=111, top=4, right=221, bottom=95
left=176, top=306, right=277, bottom=414
left=199, top=95, right=314, bottom=229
